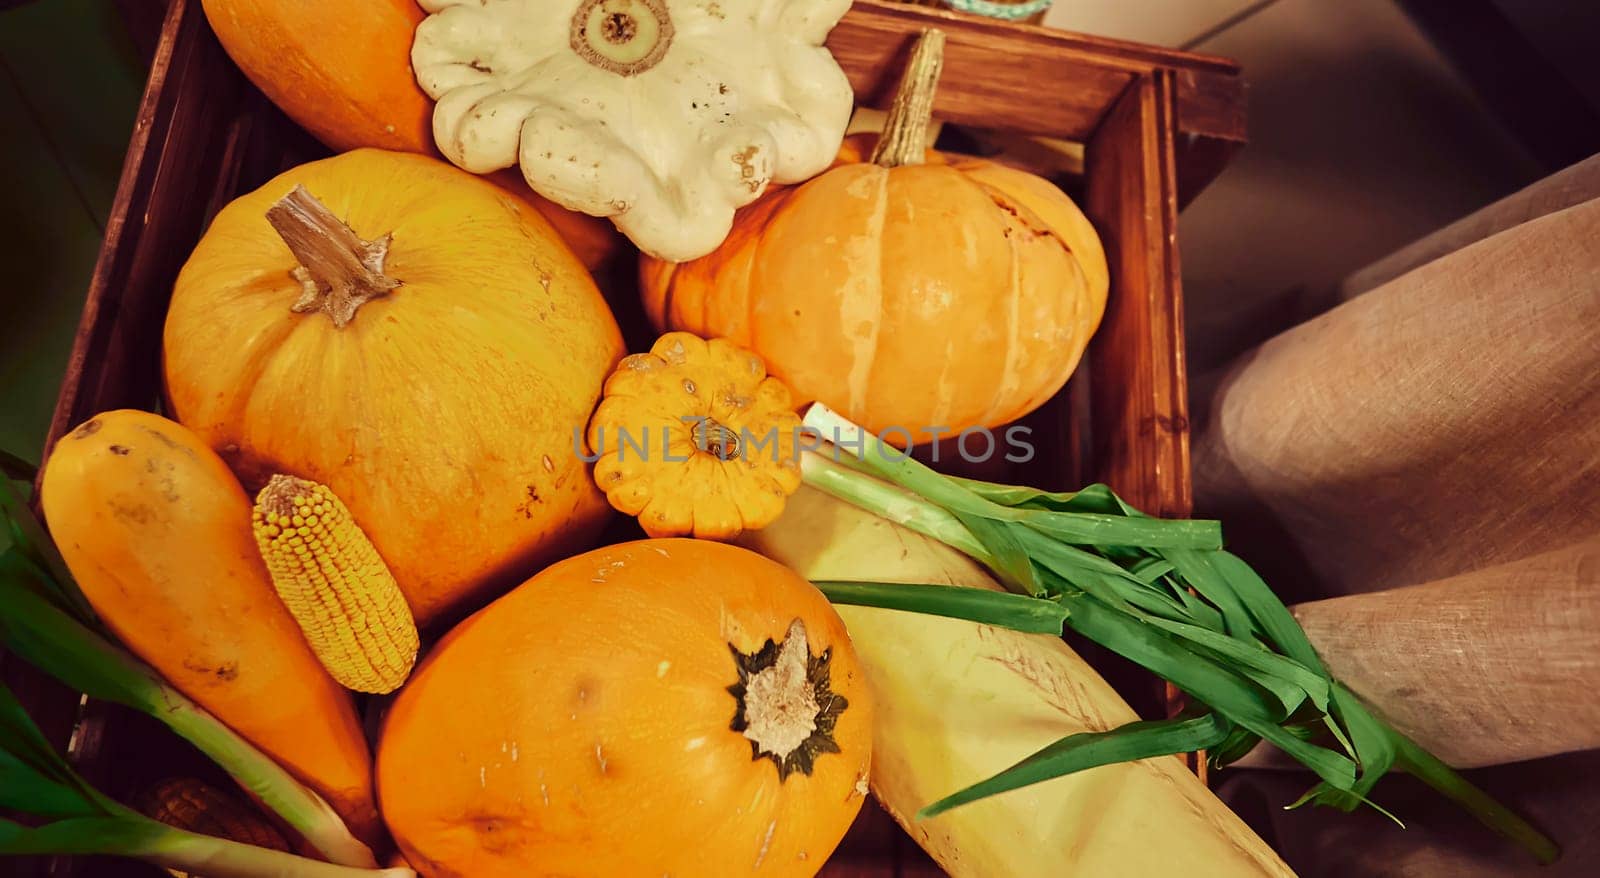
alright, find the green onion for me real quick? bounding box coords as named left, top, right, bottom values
left=0, top=679, right=410, bottom=877
left=814, top=580, right=1068, bottom=634
left=0, top=481, right=377, bottom=869
left=917, top=712, right=1234, bottom=819
left=798, top=403, right=1559, bottom=864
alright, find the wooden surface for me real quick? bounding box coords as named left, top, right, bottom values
left=13, top=1, right=1244, bottom=874
left=831, top=0, right=1246, bottom=202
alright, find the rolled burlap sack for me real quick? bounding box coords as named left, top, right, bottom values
left=1223, top=535, right=1600, bottom=770
left=1340, top=154, right=1600, bottom=300
left=1195, top=195, right=1600, bottom=600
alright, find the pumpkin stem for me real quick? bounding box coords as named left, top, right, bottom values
left=870, top=29, right=946, bottom=169
left=265, top=186, right=401, bottom=329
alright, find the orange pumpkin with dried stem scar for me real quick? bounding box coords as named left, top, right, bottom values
left=164, top=149, right=624, bottom=626
left=376, top=539, right=872, bottom=877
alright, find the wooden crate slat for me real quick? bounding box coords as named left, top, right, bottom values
left=830, top=11, right=1138, bottom=139
left=831, top=0, right=1246, bottom=201
left=1085, top=72, right=1191, bottom=520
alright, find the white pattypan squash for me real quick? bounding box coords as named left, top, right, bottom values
left=412, top=0, right=855, bottom=261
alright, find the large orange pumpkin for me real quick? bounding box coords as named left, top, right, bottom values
left=199, top=0, right=619, bottom=268
left=641, top=34, right=1108, bottom=446
left=164, top=149, right=625, bottom=625
left=377, top=539, right=872, bottom=877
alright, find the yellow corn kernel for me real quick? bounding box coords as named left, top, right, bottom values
left=139, top=777, right=290, bottom=875
left=252, top=474, right=419, bottom=694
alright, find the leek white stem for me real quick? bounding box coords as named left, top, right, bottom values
left=137, top=824, right=410, bottom=878
left=150, top=694, right=376, bottom=868
left=801, top=404, right=869, bottom=457
left=0, top=579, right=377, bottom=869
left=799, top=451, right=992, bottom=564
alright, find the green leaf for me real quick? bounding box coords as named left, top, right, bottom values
left=0, top=750, right=99, bottom=819
left=813, top=581, right=1068, bottom=635
left=946, top=479, right=1125, bottom=516
left=0, top=683, right=79, bottom=781
left=1144, top=617, right=1330, bottom=713
left=0, top=480, right=94, bottom=624
left=1021, top=508, right=1222, bottom=550
left=0, top=549, right=94, bottom=632
left=943, top=476, right=1223, bottom=548
left=0, top=568, right=166, bottom=712
left=1026, top=538, right=1220, bottom=630
left=1390, top=730, right=1559, bottom=864
left=1060, top=590, right=1357, bottom=791
left=797, top=411, right=1554, bottom=861
left=958, top=513, right=1043, bottom=596
left=943, top=476, right=1084, bottom=510
left=1210, top=550, right=1326, bottom=672
left=1013, top=531, right=1140, bottom=611
left=0, top=680, right=77, bottom=783
left=1329, top=685, right=1398, bottom=801
left=1287, top=781, right=1405, bottom=827
left=1100, top=580, right=1195, bottom=626
left=0, top=682, right=105, bottom=818
left=1127, top=558, right=1175, bottom=584
left=0, top=816, right=168, bottom=856
left=1208, top=725, right=1262, bottom=769
left=1166, top=577, right=1228, bottom=632
left=1160, top=548, right=1258, bottom=639
left=917, top=713, right=1232, bottom=819
left=1321, top=714, right=1358, bottom=762
left=853, top=440, right=1212, bottom=560
left=1072, top=484, right=1145, bottom=516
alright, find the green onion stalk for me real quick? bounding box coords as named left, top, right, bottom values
left=0, top=482, right=382, bottom=871
left=0, top=677, right=410, bottom=878
left=795, top=402, right=1558, bottom=864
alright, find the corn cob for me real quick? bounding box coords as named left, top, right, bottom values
left=744, top=486, right=1297, bottom=877
left=252, top=475, right=419, bottom=694
left=138, top=777, right=291, bottom=878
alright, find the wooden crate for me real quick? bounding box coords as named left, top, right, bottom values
left=6, top=1, right=1244, bottom=874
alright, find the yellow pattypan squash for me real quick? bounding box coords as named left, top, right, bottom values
left=587, top=333, right=803, bottom=538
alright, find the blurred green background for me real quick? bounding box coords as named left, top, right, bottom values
left=0, top=0, right=144, bottom=465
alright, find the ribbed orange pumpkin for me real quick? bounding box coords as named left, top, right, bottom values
left=164, top=149, right=625, bottom=625
left=199, top=0, right=619, bottom=269
left=377, top=539, right=872, bottom=877
left=641, top=33, right=1108, bottom=446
